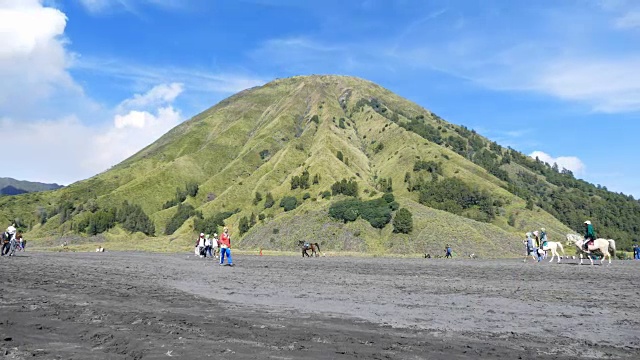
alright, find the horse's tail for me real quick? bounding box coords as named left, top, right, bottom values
left=314, top=243, right=321, bottom=253
left=607, top=239, right=616, bottom=257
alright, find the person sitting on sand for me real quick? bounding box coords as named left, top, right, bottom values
left=219, top=227, right=234, bottom=266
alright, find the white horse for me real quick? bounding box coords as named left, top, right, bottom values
left=566, top=234, right=616, bottom=265
left=541, top=241, right=565, bottom=263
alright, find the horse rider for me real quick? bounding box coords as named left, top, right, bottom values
left=539, top=228, right=548, bottom=249
left=583, top=220, right=596, bottom=252
left=6, top=223, right=16, bottom=242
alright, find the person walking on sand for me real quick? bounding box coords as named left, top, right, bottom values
left=204, top=234, right=212, bottom=258
left=633, top=243, right=639, bottom=260
left=219, top=227, right=234, bottom=266
left=523, top=232, right=536, bottom=263
left=211, top=233, right=219, bottom=259
left=445, top=244, right=452, bottom=258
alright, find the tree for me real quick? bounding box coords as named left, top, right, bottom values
left=264, top=192, right=275, bottom=209
left=393, top=208, right=413, bottom=234
left=186, top=181, right=199, bottom=197
left=164, top=203, right=197, bottom=235
left=239, top=216, right=250, bottom=235
left=336, top=150, right=344, bottom=162
left=253, top=192, right=263, bottom=205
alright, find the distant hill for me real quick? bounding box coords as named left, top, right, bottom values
left=0, top=177, right=63, bottom=196
left=1, top=75, right=638, bottom=255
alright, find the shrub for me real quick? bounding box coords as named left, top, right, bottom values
left=329, top=197, right=395, bottom=229
left=280, top=196, right=298, bottom=211
left=418, top=177, right=496, bottom=222
left=337, top=150, right=344, bottom=162
left=321, top=190, right=331, bottom=199
left=264, top=192, right=275, bottom=209
left=393, top=208, right=413, bottom=234
left=303, top=192, right=311, bottom=200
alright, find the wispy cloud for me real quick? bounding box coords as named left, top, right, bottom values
left=615, top=11, right=640, bottom=28
left=78, top=0, right=185, bottom=14
left=75, top=57, right=266, bottom=94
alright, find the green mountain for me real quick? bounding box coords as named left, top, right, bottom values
left=2, top=75, right=638, bottom=256
left=0, top=177, right=63, bottom=196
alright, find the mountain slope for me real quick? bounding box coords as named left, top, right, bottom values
left=2, top=75, right=636, bottom=255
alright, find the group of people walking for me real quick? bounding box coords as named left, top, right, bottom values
left=523, top=227, right=548, bottom=262
left=194, top=226, right=234, bottom=266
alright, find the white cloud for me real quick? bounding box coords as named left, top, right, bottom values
left=529, top=151, right=586, bottom=175
left=95, top=105, right=182, bottom=168
left=117, top=82, right=183, bottom=112
left=0, top=0, right=79, bottom=116
left=0, top=84, right=183, bottom=185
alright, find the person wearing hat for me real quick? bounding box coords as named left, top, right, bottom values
left=211, top=233, right=219, bottom=259
left=583, top=220, right=596, bottom=252
left=204, top=234, right=212, bottom=258
left=539, top=228, right=548, bottom=249
left=196, top=233, right=206, bottom=258
left=219, top=227, right=233, bottom=266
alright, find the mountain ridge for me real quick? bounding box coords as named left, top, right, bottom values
left=0, top=177, right=63, bottom=196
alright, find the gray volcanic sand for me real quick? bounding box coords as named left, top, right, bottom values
left=1, top=252, right=639, bottom=359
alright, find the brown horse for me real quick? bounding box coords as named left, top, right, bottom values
left=298, top=240, right=321, bottom=257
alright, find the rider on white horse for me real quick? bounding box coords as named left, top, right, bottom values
left=583, top=220, right=596, bottom=252
left=539, top=228, right=548, bottom=248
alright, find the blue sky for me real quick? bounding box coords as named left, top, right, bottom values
left=1, top=0, right=639, bottom=198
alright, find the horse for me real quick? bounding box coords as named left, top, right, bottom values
left=298, top=240, right=321, bottom=258
left=541, top=241, right=565, bottom=263
left=566, top=234, right=616, bottom=265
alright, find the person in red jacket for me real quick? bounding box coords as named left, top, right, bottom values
left=219, top=227, right=234, bottom=266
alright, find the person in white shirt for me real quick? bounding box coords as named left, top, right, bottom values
left=211, top=233, right=219, bottom=259
left=6, top=223, right=16, bottom=241
left=204, top=234, right=212, bottom=258
left=197, top=233, right=206, bottom=258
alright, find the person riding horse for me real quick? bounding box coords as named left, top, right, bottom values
left=583, top=220, right=596, bottom=252
left=539, top=228, right=548, bottom=248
